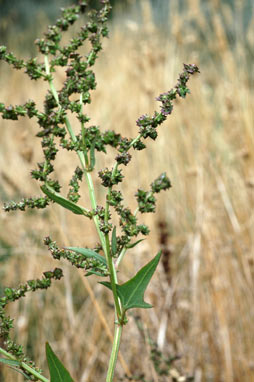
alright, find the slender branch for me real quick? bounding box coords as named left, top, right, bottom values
left=0, top=347, right=49, bottom=382
left=115, top=246, right=127, bottom=269
left=128, top=133, right=142, bottom=150
left=104, top=187, right=122, bottom=318
left=44, top=56, right=59, bottom=104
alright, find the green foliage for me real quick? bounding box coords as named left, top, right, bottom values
left=0, top=0, right=199, bottom=380
left=101, top=252, right=161, bottom=313
left=40, top=183, right=91, bottom=216
left=46, top=343, right=75, bottom=382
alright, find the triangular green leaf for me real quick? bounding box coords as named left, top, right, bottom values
left=41, top=184, right=90, bottom=216
left=46, top=342, right=75, bottom=382
left=66, top=247, right=107, bottom=266
left=101, top=252, right=161, bottom=311
left=111, top=226, right=117, bottom=256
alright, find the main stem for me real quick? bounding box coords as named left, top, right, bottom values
left=106, top=324, right=123, bottom=382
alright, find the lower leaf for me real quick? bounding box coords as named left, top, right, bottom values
left=46, top=342, right=75, bottom=382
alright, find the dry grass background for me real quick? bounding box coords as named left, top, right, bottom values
left=0, top=0, right=254, bottom=381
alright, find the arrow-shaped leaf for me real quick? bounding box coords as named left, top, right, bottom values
left=46, top=342, right=75, bottom=382
left=101, top=251, right=161, bottom=311
left=66, top=247, right=107, bottom=266
left=41, top=184, right=90, bottom=216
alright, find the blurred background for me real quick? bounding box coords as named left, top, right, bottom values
left=0, top=0, right=254, bottom=381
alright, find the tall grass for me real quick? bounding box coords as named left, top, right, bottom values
left=0, top=1, right=254, bottom=381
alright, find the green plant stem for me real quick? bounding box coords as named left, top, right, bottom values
left=0, top=347, right=49, bottom=382
left=128, top=133, right=142, bottom=150
left=44, top=56, right=59, bottom=104
left=45, top=55, right=126, bottom=382
left=106, top=324, right=123, bottom=382
left=105, top=232, right=122, bottom=319
left=104, top=191, right=122, bottom=319
left=115, top=247, right=127, bottom=269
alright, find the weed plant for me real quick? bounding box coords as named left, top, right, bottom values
left=0, top=1, right=199, bottom=381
